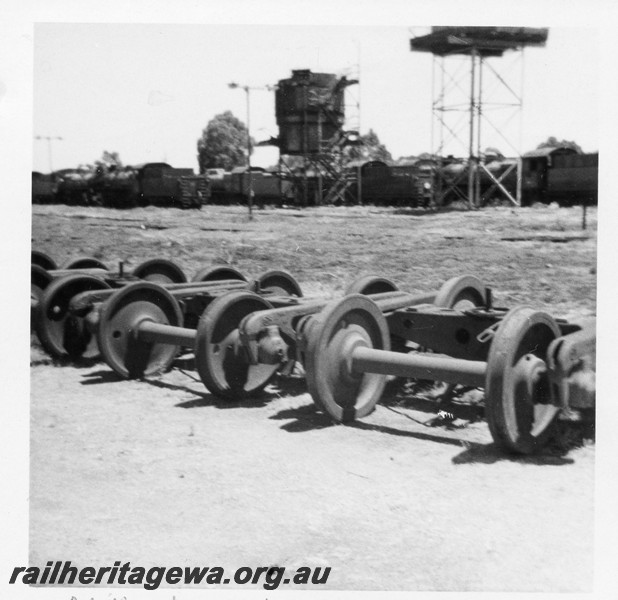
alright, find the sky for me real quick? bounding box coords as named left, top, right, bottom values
left=32, top=22, right=599, bottom=173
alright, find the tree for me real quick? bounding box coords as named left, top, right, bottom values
left=197, top=111, right=254, bottom=173
left=95, top=151, right=123, bottom=169
left=77, top=151, right=124, bottom=175
left=344, top=129, right=393, bottom=163
left=537, top=136, right=583, bottom=154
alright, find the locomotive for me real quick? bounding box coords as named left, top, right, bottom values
left=434, top=154, right=519, bottom=205
left=32, top=162, right=209, bottom=209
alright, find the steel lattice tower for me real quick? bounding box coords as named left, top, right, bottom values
left=411, top=27, right=549, bottom=207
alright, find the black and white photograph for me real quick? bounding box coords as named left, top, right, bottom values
left=2, top=1, right=617, bottom=598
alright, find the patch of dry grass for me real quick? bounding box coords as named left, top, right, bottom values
left=33, top=203, right=597, bottom=316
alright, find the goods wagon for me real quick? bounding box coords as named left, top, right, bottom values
left=347, top=160, right=420, bottom=206
left=218, top=167, right=295, bottom=205
left=546, top=152, right=598, bottom=205
left=131, top=163, right=208, bottom=208
left=521, top=147, right=598, bottom=206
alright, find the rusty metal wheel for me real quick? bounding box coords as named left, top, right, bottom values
left=31, top=264, right=54, bottom=329
left=305, top=294, right=390, bottom=422
left=131, top=258, right=187, bottom=284
left=61, top=256, right=109, bottom=270
left=31, top=264, right=53, bottom=300
left=194, top=290, right=276, bottom=400
left=344, top=275, right=399, bottom=295
left=31, top=250, right=57, bottom=271
left=485, top=306, right=561, bottom=454
left=36, top=273, right=111, bottom=359
left=191, top=265, right=247, bottom=283
left=97, top=282, right=183, bottom=378
left=433, top=275, right=486, bottom=309
left=257, top=270, right=303, bottom=297
left=345, top=276, right=403, bottom=352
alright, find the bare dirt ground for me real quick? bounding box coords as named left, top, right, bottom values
left=30, top=203, right=597, bottom=591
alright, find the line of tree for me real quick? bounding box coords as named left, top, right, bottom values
left=343, top=129, right=393, bottom=163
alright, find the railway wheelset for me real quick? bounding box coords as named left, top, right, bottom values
left=32, top=250, right=189, bottom=303
left=31, top=249, right=596, bottom=455
left=31, top=250, right=302, bottom=362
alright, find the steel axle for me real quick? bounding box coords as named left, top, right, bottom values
left=351, top=347, right=487, bottom=387
left=134, top=320, right=196, bottom=347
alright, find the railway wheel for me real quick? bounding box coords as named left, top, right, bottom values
left=432, top=275, right=487, bottom=404
left=485, top=306, right=561, bottom=454
left=31, top=264, right=54, bottom=328
left=31, top=264, right=53, bottom=301
left=191, top=265, right=247, bottom=283
left=61, top=256, right=109, bottom=270
left=36, top=273, right=111, bottom=359
left=434, top=275, right=486, bottom=309
left=345, top=275, right=404, bottom=351
left=344, top=275, right=399, bottom=295
left=31, top=250, right=57, bottom=271
left=257, top=270, right=303, bottom=297
left=194, top=290, right=276, bottom=400
left=98, top=282, right=183, bottom=378
left=305, top=294, right=390, bottom=422
left=131, top=258, right=187, bottom=284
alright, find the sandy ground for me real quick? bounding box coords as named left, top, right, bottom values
left=29, top=203, right=596, bottom=591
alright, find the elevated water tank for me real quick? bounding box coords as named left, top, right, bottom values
left=411, top=27, right=548, bottom=57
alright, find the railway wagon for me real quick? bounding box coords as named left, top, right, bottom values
left=133, top=163, right=208, bottom=208
left=521, top=146, right=598, bottom=206
left=205, top=168, right=227, bottom=201
left=221, top=167, right=295, bottom=205
left=546, top=152, right=598, bottom=205
left=348, top=160, right=420, bottom=206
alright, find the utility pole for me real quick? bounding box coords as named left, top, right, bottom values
left=228, top=82, right=276, bottom=220
left=34, top=135, right=63, bottom=173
